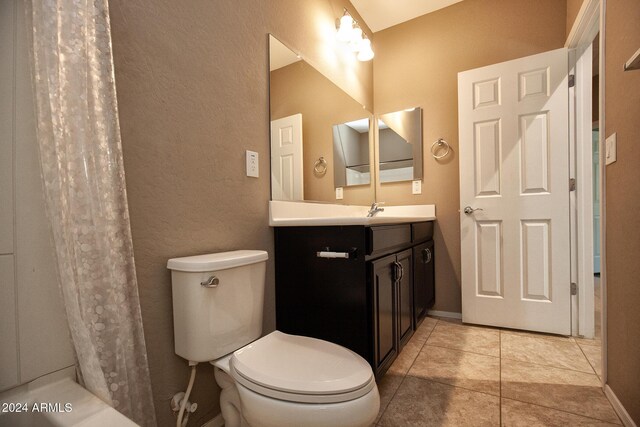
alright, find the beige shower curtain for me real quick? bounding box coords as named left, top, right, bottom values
left=27, top=1, right=156, bottom=425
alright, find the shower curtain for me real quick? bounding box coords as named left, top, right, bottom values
left=27, top=1, right=156, bottom=425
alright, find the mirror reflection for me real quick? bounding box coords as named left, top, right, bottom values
left=333, top=118, right=371, bottom=188
left=269, top=35, right=375, bottom=205
left=378, top=108, right=423, bottom=184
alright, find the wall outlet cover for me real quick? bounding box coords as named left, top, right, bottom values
left=335, top=187, right=344, bottom=200
left=246, top=150, right=259, bottom=177
left=605, top=133, right=617, bottom=165
left=412, top=180, right=422, bottom=195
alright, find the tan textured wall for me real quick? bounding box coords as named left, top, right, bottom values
left=604, top=1, right=640, bottom=423
left=108, top=0, right=372, bottom=425
left=373, top=0, right=567, bottom=313
left=270, top=61, right=375, bottom=205
left=566, top=0, right=585, bottom=38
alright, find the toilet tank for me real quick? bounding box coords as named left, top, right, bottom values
left=167, top=250, right=268, bottom=362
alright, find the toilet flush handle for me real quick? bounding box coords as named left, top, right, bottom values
left=201, top=276, right=219, bottom=288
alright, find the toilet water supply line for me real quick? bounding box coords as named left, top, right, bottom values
left=177, top=362, right=198, bottom=427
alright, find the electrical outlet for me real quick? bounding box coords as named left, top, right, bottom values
left=412, top=180, right=422, bottom=195
left=335, top=187, right=344, bottom=200
left=246, top=150, right=259, bottom=177
left=605, top=133, right=617, bottom=165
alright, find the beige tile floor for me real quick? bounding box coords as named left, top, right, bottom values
left=375, top=280, right=615, bottom=426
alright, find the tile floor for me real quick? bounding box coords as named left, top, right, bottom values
left=375, top=280, right=615, bottom=426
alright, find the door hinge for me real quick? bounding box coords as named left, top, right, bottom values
left=571, top=282, right=578, bottom=295
left=569, top=74, right=575, bottom=87
left=569, top=178, right=577, bottom=191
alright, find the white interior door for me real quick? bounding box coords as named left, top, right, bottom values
left=458, top=48, right=571, bottom=335
left=271, top=114, right=303, bottom=200
left=592, top=129, right=600, bottom=273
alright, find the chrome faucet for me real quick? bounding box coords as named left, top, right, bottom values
left=367, top=202, right=385, bottom=217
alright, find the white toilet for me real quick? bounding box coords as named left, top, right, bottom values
left=168, top=250, right=380, bottom=427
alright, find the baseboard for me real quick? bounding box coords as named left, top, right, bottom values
left=604, top=385, right=637, bottom=427
left=427, top=310, right=462, bottom=320
left=201, top=413, right=225, bottom=427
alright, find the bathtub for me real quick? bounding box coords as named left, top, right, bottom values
left=0, top=368, right=138, bottom=427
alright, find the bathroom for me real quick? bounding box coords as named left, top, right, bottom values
left=1, top=0, right=639, bottom=426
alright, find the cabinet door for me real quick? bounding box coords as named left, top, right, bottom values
left=397, top=249, right=414, bottom=348
left=371, top=254, right=397, bottom=373
left=413, top=240, right=435, bottom=325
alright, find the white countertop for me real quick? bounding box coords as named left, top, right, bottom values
left=269, top=201, right=436, bottom=227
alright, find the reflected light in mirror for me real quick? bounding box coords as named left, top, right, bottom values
left=336, top=14, right=354, bottom=42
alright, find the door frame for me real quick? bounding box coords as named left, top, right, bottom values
left=565, top=0, right=605, bottom=384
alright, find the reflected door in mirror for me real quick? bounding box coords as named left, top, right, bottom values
left=271, top=114, right=304, bottom=200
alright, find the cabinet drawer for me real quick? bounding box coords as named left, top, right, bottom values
left=367, top=225, right=411, bottom=256
left=412, top=221, right=434, bottom=243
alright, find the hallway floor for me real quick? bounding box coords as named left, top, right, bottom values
left=375, top=309, right=615, bottom=426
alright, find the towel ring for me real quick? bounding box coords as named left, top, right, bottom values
left=430, top=138, right=451, bottom=160
left=314, top=157, right=328, bottom=175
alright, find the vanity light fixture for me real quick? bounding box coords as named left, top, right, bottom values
left=335, top=9, right=374, bottom=62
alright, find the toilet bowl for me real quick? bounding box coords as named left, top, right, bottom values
left=213, top=331, right=379, bottom=427
left=168, top=250, right=380, bottom=427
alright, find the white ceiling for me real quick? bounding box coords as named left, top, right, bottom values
left=351, top=0, right=464, bottom=33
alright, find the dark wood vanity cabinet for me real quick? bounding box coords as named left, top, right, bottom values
left=413, top=239, right=435, bottom=325
left=371, top=248, right=413, bottom=375
left=274, top=221, right=435, bottom=378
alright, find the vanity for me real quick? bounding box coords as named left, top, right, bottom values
left=271, top=203, right=436, bottom=379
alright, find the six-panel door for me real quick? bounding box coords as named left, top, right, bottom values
left=458, top=48, right=571, bottom=335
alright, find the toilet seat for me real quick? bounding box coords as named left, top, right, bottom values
left=229, top=331, right=375, bottom=404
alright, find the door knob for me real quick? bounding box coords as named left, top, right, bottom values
left=463, top=206, right=484, bottom=215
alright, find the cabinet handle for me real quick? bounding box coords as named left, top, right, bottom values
left=316, top=247, right=358, bottom=259
left=394, top=260, right=404, bottom=282
left=422, top=248, right=432, bottom=264
left=392, top=261, right=399, bottom=282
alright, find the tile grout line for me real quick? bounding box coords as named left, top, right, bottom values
left=499, top=329, right=619, bottom=425
left=376, top=374, right=408, bottom=427
left=375, top=319, right=439, bottom=426
left=420, top=342, right=499, bottom=358
left=405, top=320, right=438, bottom=372
left=500, top=353, right=597, bottom=376
left=427, top=324, right=597, bottom=375
left=576, top=340, right=599, bottom=376
left=404, top=372, right=501, bottom=399
left=500, top=397, right=622, bottom=425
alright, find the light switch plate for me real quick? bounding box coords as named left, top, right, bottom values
left=335, top=187, right=344, bottom=200
left=246, top=150, right=259, bottom=177
left=412, top=180, right=422, bottom=195
left=605, top=133, right=617, bottom=165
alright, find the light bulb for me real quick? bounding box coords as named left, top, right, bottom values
left=336, top=14, right=353, bottom=42
left=357, top=38, right=374, bottom=61
left=349, top=27, right=363, bottom=52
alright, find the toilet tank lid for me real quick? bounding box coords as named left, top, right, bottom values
left=167, top=250, right=268, bottom=272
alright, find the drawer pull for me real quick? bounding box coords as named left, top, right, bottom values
left=317, top=251, right=349, bottom=259
left=316, top=248, right=357, bottom=259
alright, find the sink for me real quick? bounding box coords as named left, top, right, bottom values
left=269, top=201, right=436, bottom=226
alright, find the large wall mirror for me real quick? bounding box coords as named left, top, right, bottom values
left=269, top=35, right=375, bottom=205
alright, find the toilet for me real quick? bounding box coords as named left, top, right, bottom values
left=168, top=250, right=380, bottom=427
